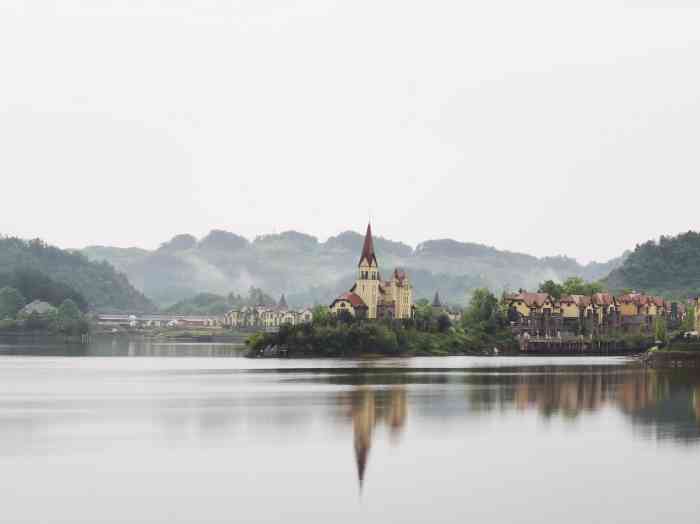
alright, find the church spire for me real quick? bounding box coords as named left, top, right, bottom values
left=432, top=291, right=442, bottom=308
left=358, top=223, right=378, bottom=267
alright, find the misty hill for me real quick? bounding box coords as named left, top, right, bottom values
left=81, top=229, right=623, bottom=308
left=605, top=231, right=700, bottom=298
left=0, top=237, right=155, bottom=312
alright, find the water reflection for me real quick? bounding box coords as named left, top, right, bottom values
left=321, top=367, right=700, bottom=486
left=343, top=387, right=407, bottom=488
left=2, top=348, right=700, bottom=494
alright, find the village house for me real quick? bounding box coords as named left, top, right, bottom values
left=505, top=289, right=681, bottom=338
left=223, top=297, right=313, bottom=330
left=329, top=223, right=414, bottom=320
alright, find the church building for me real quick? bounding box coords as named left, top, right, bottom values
left=329, top=223, right=414, bottom=320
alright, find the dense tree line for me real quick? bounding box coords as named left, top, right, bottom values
left=165, top=287, right=277, bottom=315
left=0, top=287, right=88, bottom=335
left=0, top=236, right=154, bottom=312
left=605, top=231, right=700, bottom=298
left=537, top=277, right=605, bottom=299
left=0, top=268, right=88, bottom=311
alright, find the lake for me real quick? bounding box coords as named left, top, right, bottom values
left=1, top=338, right=699, bottom=523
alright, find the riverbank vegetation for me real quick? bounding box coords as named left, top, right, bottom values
left=0, top=236, right=154, bottom=312
left=0, top=288, right=89, bottom=336
left=247, top=288, right=518, bottom=357
left=165, top=287, right=276, bottom=315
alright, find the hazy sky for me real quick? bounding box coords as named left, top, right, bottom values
left=2, top=1, right=699, bottom=263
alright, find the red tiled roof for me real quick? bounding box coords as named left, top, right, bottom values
left=332, top=292, right=367, bottom=309
left=570, top=295, right=591, bottom=307
left=591, top=293, right=615, bottom=306
left=618, top=293, right=644, bottom=304
left=513, top=292, right=551, bottom=308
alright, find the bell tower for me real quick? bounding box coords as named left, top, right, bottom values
left=355, top=223, right=380, bottom=319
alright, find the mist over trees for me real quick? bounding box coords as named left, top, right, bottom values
left=82, top=229, right=623, bottom=308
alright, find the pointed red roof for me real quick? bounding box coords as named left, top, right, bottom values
left=358, top=223, right=378, bottom=267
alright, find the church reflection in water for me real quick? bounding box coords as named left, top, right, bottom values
left=334, top=367, right=700, bottom=488
left=339, top=387, right=407, bottom=489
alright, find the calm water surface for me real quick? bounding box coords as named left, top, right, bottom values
left=1, top=338, right=699, bottom=523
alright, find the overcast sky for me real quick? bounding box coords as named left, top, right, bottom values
left=2, top=1, right=699, bottom=263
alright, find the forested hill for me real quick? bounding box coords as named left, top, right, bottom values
left=605, top=231, right=700, bottom=298
left=81, top=229, right=623, bottom=308
left=0, top=237, right=155, bottom=312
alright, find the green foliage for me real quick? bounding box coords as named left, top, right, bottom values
left=311, top=305, right=330, bottom=324
left=55, top=299, right=89, bottom=335
left=654, top=316, right=668, bottom=343
left=462, top=288, right=507, bottom=336
left=537, top=277, right=604, bottom=299
left=606, top=231, right=700, bottom=298
left=413, top=298, right=434, bottom=330
left=0, top=268, right=87, bottom=311
left=167, top=287, right=277, bottom=315
left=685, top=305, right=697, bottom=332
left=0, top=287, right=26, bottom=319
left=0, top=237, right=153, bottom=312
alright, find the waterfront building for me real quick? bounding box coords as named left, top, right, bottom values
left=223, top=304, right=312, bottom=330
left=329, top=223, right=414, bottom=320
left=505, top=289, right=676, bottom=337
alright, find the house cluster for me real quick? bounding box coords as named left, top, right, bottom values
left=224, top=295, right=313, bottom=330
left=96, top=314, right=222, bottom=329
left=504, top=290, right=690, bottom=337
left=329, top=223, right=414, bottom=320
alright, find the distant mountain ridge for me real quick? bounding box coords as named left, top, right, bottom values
left=81, top=229, right=624, bottom=308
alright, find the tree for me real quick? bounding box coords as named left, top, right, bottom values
left=55, top=298, right=87, bottom=335
left=413, top=299, right=434, bottom=331
left=561, top=277, right=604, bottom=296
left=654, top=316, right=667, bottom=343
left=538, top=280, right=564, bottom=299
left=683, top=304, right=696, bottom=332
left=0, top=287, right=26, bottom=319
left=464, top=289, right=498, bottom=324
left=436, top=313, right=452, bottom=333
left=57, top=299, right=81, bottom=322
left=538, top=278, right=604, bottom=299
left=312, top=305, right=331, bottom=325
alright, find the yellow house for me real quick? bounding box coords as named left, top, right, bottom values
left=558, top=295, right=580, bottom=320
left=504, top=292, right=554, bottom=317
left=591, top=293, right=616, bottom=324
left=617, top=294, right=645, bottom=317
left=647, top=297, right=666, bottom=318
